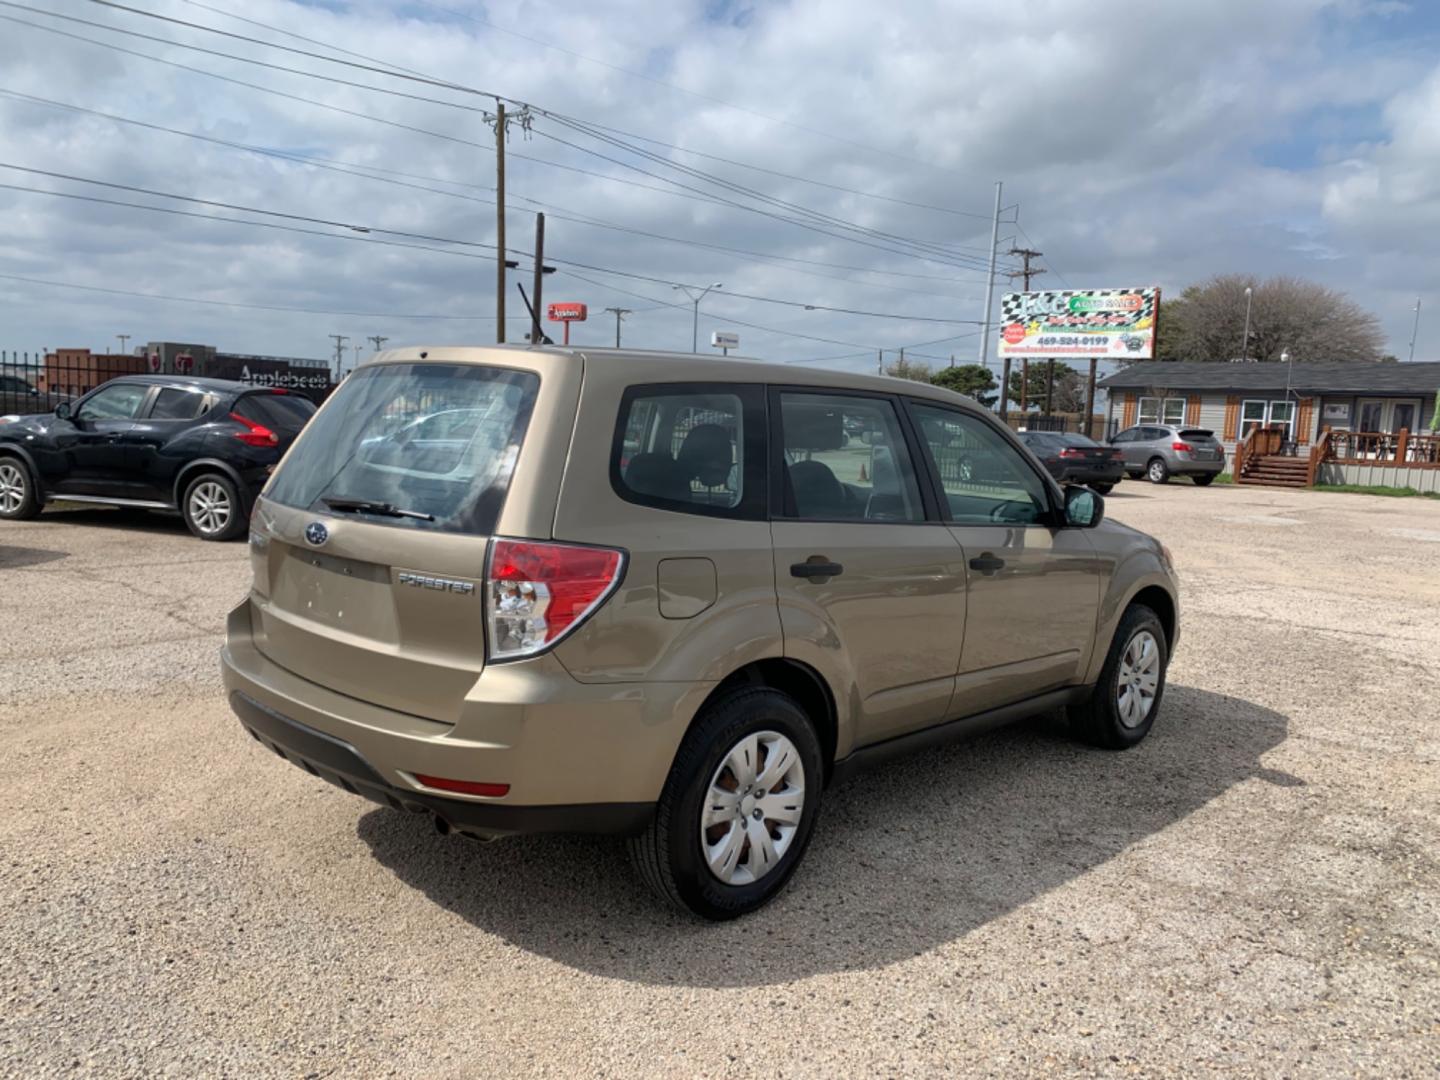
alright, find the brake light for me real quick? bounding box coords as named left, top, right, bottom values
left=413, top=774, right=510, bottom=798
left=1110, top=449, right=1125, bottom=460
left=486, top=538, right=625, bottom=660
left=1059, top=448, right=1086, bottom=459
left=1172, top=441, right=1193, bottom=452
left=230, top=412, right=279, bottom=447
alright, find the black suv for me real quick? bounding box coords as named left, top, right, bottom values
left=0, top=375, right=316, bottom=540
left=0, top=373, right=69, bottom=416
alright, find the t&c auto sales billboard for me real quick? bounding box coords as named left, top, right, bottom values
left=998, top=287, right=1160, bottom=359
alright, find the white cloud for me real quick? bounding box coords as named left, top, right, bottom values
left=0, top=0, right=1436, bottom=369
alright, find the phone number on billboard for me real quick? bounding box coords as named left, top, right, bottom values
left=1033, top=335, right=1109, bottom=347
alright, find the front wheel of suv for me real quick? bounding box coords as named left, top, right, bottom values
left=1068, top=603, right=1169, bottom=750
left=0, top=457, right=41, bottom=520
left=182, top=473, right=246, bottom=541
left=629, top=687, right=824, bottom=920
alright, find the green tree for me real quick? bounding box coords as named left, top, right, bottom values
left=1153, top=299, right=1185, bottom=362
left=883, top=355, right=934, bottom=383
left=1008, top=361, right=1083, bottom=413
left=930, top=363, right=997, bottom=407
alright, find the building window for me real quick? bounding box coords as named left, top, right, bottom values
left=1139, top=396, right=1185, bottom=425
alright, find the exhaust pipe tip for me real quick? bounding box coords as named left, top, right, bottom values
left=433, top=814, right=452, bottom=837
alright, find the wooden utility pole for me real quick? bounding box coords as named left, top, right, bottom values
left=1006, top=247, right=1046, bottom=291
left=495, top=102, right=507, bottom=344
left=529, top=212, right=545, bottom=343
left=1044, top=358, right=1055, bottom=416
left=1020, top=358, right=1029, bottom=417
left=603, top=307, right=632, bottom=347
left=999, top=355, right=1011, bottom=423
left=1084, top=357, right=1098, bottom=437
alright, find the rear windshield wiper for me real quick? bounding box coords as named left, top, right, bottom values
left=322, top=497, right=434, bottom=521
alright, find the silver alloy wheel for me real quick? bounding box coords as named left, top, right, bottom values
left=188, top=480, right=232, bottom=535
left=1116, top=629, right=1161, bottom=728
left=701, top=730, right=805, bottom=886
left=0, top=462, right=26, bottom=513
left=1148, top=460, right=1166, bottom=482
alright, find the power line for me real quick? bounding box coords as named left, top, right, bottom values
left=0, top=167, right=989, bottom=324
left=0, top=271, right=517, bottom=320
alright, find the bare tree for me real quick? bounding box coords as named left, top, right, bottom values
left=1166, top=274, right=1384, bottom=362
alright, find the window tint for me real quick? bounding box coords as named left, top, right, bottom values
left=778, top=393, right=924, bottom=522
left=1178, top=428, right=1215, bottom=441
left=149, top=387, right=208, bottom=420
left=77, top=382, right=148, bottom=422
left=265, top=364, right=537, bottom=534
left=615, top=388, right=748, bottom=513
left=910, top=403, right=1050, bottom=526
left=234, top=391, right=316, bottom=431
left=1111, top=428, right=1134, bottom=443
left=1, top=375, right=32, bottom=392
left=1056, top=433, right=1100, bottom=447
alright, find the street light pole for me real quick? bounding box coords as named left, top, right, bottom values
left=673, top=283, right=722, bottom=352
left=1408, top=296, right=1422, bottom=363
left=1241, top=285, right=1254, bottom=361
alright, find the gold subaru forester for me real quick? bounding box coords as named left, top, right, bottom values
left=224, top=345, right=1178, bottom=919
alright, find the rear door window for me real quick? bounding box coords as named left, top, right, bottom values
left=264, top=363, right=539, bottom=534
left=234, top=391, right=317, bottom=432
left=776, top=392, right=925, bottom=522
left=612, top=384, right=766, bottom=518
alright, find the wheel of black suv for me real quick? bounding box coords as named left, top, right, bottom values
left=1147, top=457, right=1170, bottom=484
left=182, top=473, right=245, bottom=541
left=1068, top=604, right=1169, bottom=750
left=1192, top=474, right=1215, bottom=487
left=1091, top=483, right=1114, bottom=495
left=630, top=687, right=824, bottom=921
left=0, top=457, right=41, bottom=520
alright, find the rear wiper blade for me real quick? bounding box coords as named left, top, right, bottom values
left=322, top=497, right=434, bottom=521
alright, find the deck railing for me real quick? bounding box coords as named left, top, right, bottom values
left=1320, top=428, right=1440, bottom=469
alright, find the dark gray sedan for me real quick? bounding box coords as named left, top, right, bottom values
left=1015, top=431, right=1125, bottom=494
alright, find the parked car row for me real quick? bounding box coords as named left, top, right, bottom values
left=0, top=374, right=316, bottom=539
left=1014, top=423, right=1227, bottom=491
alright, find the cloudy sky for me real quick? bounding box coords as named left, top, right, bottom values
left=1, top=0, right=1437, bottom=377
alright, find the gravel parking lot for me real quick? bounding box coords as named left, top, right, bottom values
left=2, top=485, right=1438, bottom=1078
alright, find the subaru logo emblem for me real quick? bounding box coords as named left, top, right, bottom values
left=304, top=521, right=328, bottom=546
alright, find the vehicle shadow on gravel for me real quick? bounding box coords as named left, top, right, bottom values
left=357, top=685, right=1291, bottom=988
left=38, top=507, right=191, bottom=534
left=0, top=543, right=68, bottom=568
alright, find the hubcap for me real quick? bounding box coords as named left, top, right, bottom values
left=188, top=481, right=231, bottom=535
left=0, top=463, right=26, bottom=513
left=1116, top=629, right=1161, bottom=728
left=701, top=731, right=805, bottom=886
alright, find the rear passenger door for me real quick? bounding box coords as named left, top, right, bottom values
left=768, top=388, right=968, bottom=746
left=907, top=401, right=1100, bottom=715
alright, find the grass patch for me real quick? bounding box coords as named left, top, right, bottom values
left=1315, top=483, right=1440, bottom=500
left=1212, top=472, right=1233, bottom=485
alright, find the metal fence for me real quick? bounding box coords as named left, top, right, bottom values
left=0, top=354, right=337, bottom=410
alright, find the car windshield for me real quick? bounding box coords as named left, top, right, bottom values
left=263, top=363, right=539, bottom=534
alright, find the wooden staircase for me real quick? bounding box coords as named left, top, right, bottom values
left=1238, top=453, right=1310, bottom=488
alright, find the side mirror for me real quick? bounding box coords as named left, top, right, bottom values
left=1064, top=484, right=1105, bottom=528
left=54, top=401, right=72, bottom=421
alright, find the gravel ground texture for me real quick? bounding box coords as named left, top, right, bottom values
left=1, top=487, right=1438, bottom=1078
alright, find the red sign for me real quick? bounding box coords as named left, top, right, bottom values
left=547, top=303, right=588, bottom=322
left=175, top=353, right=195, bottom=374
left=1002, top=323, right=1026, bottom=345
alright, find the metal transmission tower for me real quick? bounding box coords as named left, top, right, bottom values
left=1006, top=247, right=1046, bottom=291
left=329, top=335, right=348, bottom=378
left=975, top=181, right=1003, bottom=368
left=603, top=308, right=632, bottom=347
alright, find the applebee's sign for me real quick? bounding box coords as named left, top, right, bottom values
left=547, top=302, right=587, bottom=344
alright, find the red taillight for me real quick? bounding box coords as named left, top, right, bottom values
left=1110, top=449, right=1125, bottom=460
left=230, top=412, right=279, bottom=447
left=486, top=538, right=625, bottom=660
left=1172, top=441, right=1193, bottom=452
left=413, top=774, right=510, bottom=798
left=1059, top=448, right=1086, bottom=459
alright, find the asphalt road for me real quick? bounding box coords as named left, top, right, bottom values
left=2, top=485, right=1438, bottom=1077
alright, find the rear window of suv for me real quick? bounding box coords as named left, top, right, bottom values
left=264, top=363, right=539, bottom=533
left=234, top=391, right=317, bottom=431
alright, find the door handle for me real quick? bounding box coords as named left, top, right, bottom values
left=790, top=559, right=844, bottom=580
left=968, top=554, right=1005, bottom=574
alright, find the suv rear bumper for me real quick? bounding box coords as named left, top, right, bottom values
left=231, top=690, right=652, bottom=838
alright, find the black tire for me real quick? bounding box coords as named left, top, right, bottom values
left=181, top=473, right=246, bottom=541
left=629, top=687, right=824, bottom=921
left=1192, top=474, right=1215, bottom=487
left=1068, top=604, right=1169, bottom=750
left=0, top=456, right=42, bottom=520
left=1146, top=457, right=1170, bottom=484
left=1091, top=483, right=1114, bottom=495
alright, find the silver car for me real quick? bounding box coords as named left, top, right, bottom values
left=1111, top=424, right=1226, bottom=485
